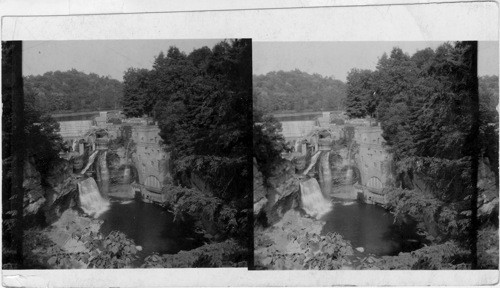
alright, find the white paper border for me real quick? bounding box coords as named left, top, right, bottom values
left=1, top=0, right=499, bottom=287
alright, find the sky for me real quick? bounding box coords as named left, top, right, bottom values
left=23, top=39, right=224, bottom=81
left=253, top=41, right=499, bottom=81
left=23, top=40, right=498, bottom=82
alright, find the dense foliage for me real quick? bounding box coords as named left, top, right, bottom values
left=344, top=69, right=377, bottom=118
left=162, top=184, right=247, bottom=240
left=121, top=68, right=150, bottom=117
left=345, top=43, right=496, bottom=199
left=5, top=227, right=139, bottom=269
left=253, top=108, right=290, bottom=176
left=24, top=69, right=123, bottom=113
left=344, top=42, right=497, bottom=268
left=253, top=70, right=347, bottom=113
left=121, top=39, right=252, bottom=266
left=142, top=239, right=247, bottom=268
left=2, top=43, right=66, bottom=265
left=361, top=241, right=469, bottom=270
left=123, top=40, right=252, bottom=203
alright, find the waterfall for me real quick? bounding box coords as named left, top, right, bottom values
left=72, top=139, right=77, bottom=152
left=318, top=151, right=332, bottom=197
left=123, top=141, right=132, bottom=183
left=300, top=178, right=332, bottom=219
left=302, top=151, right=321, bottom=176
left=346, top=167, right=354, bottom=184
left=294, top=140, right=301, bottom=152
left=346, top=141, right=355, bottom=164
left=78, top=177, right=109, bottom=217
left=344, top=141, right=355, bottom=184
left=123, top=166, right=131, bottom=184
left=80, top=150, right=99, bottom=175
left=97, top=150, right=110, bottom=197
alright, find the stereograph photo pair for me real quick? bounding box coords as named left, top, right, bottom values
left=3, top=39, right=497, bottom=272
left=0, top=1, right=498, bottom=287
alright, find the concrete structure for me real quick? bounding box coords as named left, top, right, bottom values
left=130, top=124, right=171, bottom=201
left=316, top=112, right=331, bottom=127
left=353, top=126, right=392, bottom=189
left=280, top=120, right=316, bottom=142
left=58, top=120, right=93, bottom=140
left=55, top=111, right=172, bottom=204
left=280, top=114, right=393, bottom=206
left=94, top=111, right=108, bottom=127
left=352, top=126, right=392, bottom=205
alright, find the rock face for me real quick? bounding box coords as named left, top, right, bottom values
left=22, top=157, right=79, bottom=224
left=253, top=160, right=267, bottom=216
left=477, top=157, right=499, bottom=221
left=23, top=158, right=46, bottom=216
left=253, top=158, right=301, bottom=225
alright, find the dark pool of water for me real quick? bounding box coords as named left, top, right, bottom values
left=98, top=198, right=204, bottom=265
left=320, top=201, right=421, bottom=256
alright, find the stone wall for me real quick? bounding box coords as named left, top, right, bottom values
left=280, top=120, right=317, bottom=141
left=130, top=125, right=171, bottom=188
left=58, top=120, right=93, bottom=140
left=353, top=126, right=393, bottom=188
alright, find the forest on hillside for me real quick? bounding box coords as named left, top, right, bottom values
left=24, top=70, right=123, bottom=113
left=253, top=70, right=347, bottom=113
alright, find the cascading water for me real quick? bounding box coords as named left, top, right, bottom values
left=80, top=150, right=99, bottom=175
left=294, top=139, right=301, bottom=153
left=302, top=151, right=321, bottom=176
left=318, top=151, right=332, bottom=197
left=300, top=149, right=332, bottom=218
left=123, top=141, right=132, bottom=184
left=96, top=150, right=110, bottom=198
left=78, top=177, right=110, bottom=217
left=345, top=141, right=355, bottom=184
left=300, top=178, right=332, bottom=219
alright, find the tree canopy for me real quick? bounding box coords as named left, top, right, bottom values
left=253, top=70, right=347, bottom=113
left=24, top=70, right=123, bottom=113
left=122, top=40, right=252, bottom=234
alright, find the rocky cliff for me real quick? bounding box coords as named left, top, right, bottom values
left=254, top=158, right=302, bottom=226
left=23, top=157, right=79, bottom=224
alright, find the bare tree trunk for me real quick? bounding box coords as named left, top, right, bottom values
left=10, top=41, right=25, bottom=267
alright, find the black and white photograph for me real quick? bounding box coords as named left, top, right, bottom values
left=2, top=39, right=252, bottom=269
left=1, top=0, right=499, bottom=287
left=253, top=41, right=499, bottom=270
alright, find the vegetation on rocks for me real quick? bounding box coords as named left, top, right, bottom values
left=254, top=210, right=354, bottom=270
left=3, top=210, right=139, bottom=269
left=360, top=241, right=469, bottom=270
left=142, top=239, right=247, bottom=268
left=162, top=184, right=246, bottom=238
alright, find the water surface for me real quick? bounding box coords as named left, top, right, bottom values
left=320, top=201, right=421, bottom=256
left=98, top=198, right=203, bottom=265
